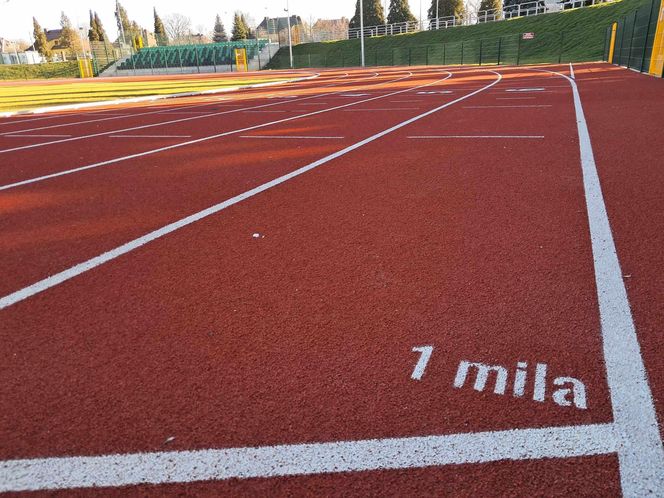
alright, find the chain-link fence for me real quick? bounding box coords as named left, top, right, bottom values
left=268, top=31, right=579, bottom=69
left=603, top=0, right=662, bottom=74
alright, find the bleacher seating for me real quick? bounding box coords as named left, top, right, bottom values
left=118, top=40, right=268, bottom=70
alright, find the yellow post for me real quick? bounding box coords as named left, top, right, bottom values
left=608, top=22, right=618, bottom=64
left=235, top=48, right=248, bottom=72
left=649, top=1, right=664, bottom=76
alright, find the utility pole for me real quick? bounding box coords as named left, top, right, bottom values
left=360, top=0, right=365, bottom=66
left=285, top=1, right=293, bottom=68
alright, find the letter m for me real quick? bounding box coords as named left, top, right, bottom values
left=454, top=360, right=508, bottom=395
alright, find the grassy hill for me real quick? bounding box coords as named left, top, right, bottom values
left=267, top=0, right=650, bottom=68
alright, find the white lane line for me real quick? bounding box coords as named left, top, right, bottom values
left=240, top=135, right=344, bottom=139
left=0, top=72, right=375, bottom=150
left=495, top=97, right=536, bottom=100
left=108, top=135, right=192, bottom=139
left=296, top=103, right=330, bottom=105
left=541, top=68, right=664, bottom=496
left=0, top=70, right=493, bottom=307
left=0, top=72, right=422, bottom=192
left=4, top=134, right=72, bottom=138
left=243, top=110, right=287, bottom=113
left=569, top=63, right=575, bottom=80
left=389, top=100, right=423, bottom=103
left=0, top=423, right=615, bottom=492
left=407, top=135, right=544, bottom=139
left=463, top=105, right=552, bottom=108
left=505, top=88, right=546, bottom=92
left=343, top=108, right=420, bottom=112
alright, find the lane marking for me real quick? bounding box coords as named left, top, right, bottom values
left=0, top=423, right=615, bottom=492
left=407, top=135, right=544, bottom=139
left=505, top=88, right=546, bottom=92
left=240, top=136, right=344, bottom=139
left=538, top=67, right=664, bottom=497
left=569, top=63, right=575, bottom=80
left=108, top=135, right=192, bottom=139
left=463, top=105, right=552, bottom=109
left=0, top=72, right=382, bottom=151
left=495, top=97, right=537, bottom=100
left=243, top=110, right=287, bottom=113
left=4, top=134, right=72, bottom=138
left=0, top=72, right=432, bottom=192
left=411, top=346, right=434, bottom=380
left=343, top=108, right=420, bottom=112
left=296, top=103, right=330, bottom=105
left=0, top=70, right=496, bottom=307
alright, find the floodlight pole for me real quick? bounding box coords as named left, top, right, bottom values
left=285, top=0, right=293, bottom=68
left=436, top=0, right=440, bottom=29
left=360, top=0, right=365, bottom=67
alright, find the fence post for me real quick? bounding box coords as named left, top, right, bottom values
left=148, top=50, right=154, bottom=75
left=308, top=53, right=312, bottom=67
left=627, top=10, right=639, bottom=68
left=408, top=47, right=412, bottom=66
left=341, top=51, right=345, bottom=67
left=516, top=34, right=522, bottom=65
left=461, top=42, right=464, bottom=65
left=479, top=40, right=483, bottom=65
left=443, top=43, right=446, bottom=65
left=639, top=0, right=656, bottom=72
left=375, top=49, right=378, bottom=66
left=497, top=37, right=502, bottom=65
left=426, top=45, right=430, bottom=65
left=558, top=31, right=565, bottom=64
left=177, top=47, right=183, bottom=73
left=392, top=48, right=395, bottom=66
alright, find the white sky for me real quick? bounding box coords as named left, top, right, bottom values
left=0, top=0, right=427, bottom=43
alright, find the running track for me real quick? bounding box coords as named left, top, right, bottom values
left=0, top=63, right=662, bottom=496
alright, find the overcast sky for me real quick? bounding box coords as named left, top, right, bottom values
left=0, top=0, right=427, bottom=42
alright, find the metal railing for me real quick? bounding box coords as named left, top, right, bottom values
left=347, top=0, right=617, bottom=40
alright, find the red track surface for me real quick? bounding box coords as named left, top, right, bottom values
left=0, top=63, right=662, bottom=496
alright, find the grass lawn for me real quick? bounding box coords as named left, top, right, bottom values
left=267, top=0, right=651, bottom=68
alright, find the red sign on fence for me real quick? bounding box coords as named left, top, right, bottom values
left=522, top=32, right=535, bottom=39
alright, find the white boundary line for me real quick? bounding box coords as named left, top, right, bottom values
left=108, top=135, right=191, bottom=139
left=240, top=136, right=344, bottom=140
left=0, top=424, right=615, bottom=492
left=0, top=73, right=320, bottom=119
left=463, top=105, right=552, bottom=108
left=537, top=68, right=664, bottom=496
left=0, top=71, right=432, bottom=192
left=569, top=63, right=576, bottom=80
left=407, top=135, right=544, bottom=139
left=0, top=69, right=490, bottom=308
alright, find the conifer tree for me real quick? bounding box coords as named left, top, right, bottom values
left=59, top=12, right=79, bottom=51
left=154, top=8, right=168, bottom=45
left=231, top=12, right=249, bottom=41
left=212, top=14, right=228, bottom=42
left=88, top=10, right=100, bottom=42
left=32, top=17, right=51, bottom=58
left=387, top=0, right=417, bottom=24
left=349, top=0, right=386, bottom=29
left=428, top=0, right=466, bottom=22
left=478, top=0, right=502, bottom=19
left=94, top=12, right=108, bottom=41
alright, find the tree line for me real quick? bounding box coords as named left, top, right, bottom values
left=350, top=0, right=506, bottom=27
left=30, top=5, right=258, bottom=60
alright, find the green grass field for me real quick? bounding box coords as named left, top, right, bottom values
left=267, top=0, right=649, bottom=68
left=0, top=74, right=299, bottom=113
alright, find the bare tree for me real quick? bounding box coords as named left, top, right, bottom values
left=164, top=13, right=192, bottom=44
